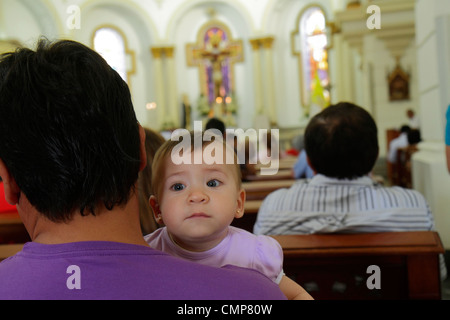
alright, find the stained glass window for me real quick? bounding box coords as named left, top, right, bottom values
left=300, top=7, right=330, bottom=110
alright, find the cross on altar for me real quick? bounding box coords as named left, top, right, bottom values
left=187, top=23, right=243, bottom=119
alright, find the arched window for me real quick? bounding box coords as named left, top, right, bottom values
left=93, top=27, right=128, bottom=83
left=293, top=6, right=331, bottom=113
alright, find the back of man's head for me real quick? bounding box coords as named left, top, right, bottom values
left=0, top=39, right=141, bottom=222
left=400, top=125, right=411, bottom=133
left=305, top=102, right=379, bottom=179
left=205, top=118, right=225, bottom=135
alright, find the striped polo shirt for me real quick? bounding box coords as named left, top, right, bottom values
left=253, top=174, right=435, bottom=236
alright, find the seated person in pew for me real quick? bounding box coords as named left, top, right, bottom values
left=254, top=102, right=446, bottom=280
left=145, top=131, right=313, bottom=300
left=388, top=125, right=410, bottom=165
left=292, top=149, right=314, bottom=179
left=289, top=133, right=314, bottom=179
left=0, top=39, right=286, bottom=300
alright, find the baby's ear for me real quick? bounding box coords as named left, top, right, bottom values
left=149, top=195, right=164, bottom=225
left=235, top=189, right=246, bottom=219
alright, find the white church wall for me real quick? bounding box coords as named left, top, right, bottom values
left=1, top=0, right=60, bottom=47
left=70, top=0, right=159, bottom=129
left=413, top=0, right=450, bottom=248
left=266, top=0, right=304, bottom=129
left=364, top=35, right=418, bottom=157
left=335, top=1, right=418, bottom=158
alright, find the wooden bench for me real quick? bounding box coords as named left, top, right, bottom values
left=0, top=243, right=24, bottom=262
left=255, top=156, right=297, bottom=171
left=271, top=231, right=444, bottom=300
left=395, top=145, right=418, bottom=188
left=0, top=212, right=30, bottom=244
left=244, top=169, right=294, bottom=182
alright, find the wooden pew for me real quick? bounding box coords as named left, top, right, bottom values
left=244, top=169, right=294, bottom=182
left=0, top=212, right=30, bottom=244
left=386, top=129, right=400, bottom=184
left=242, top=179, right=295, bottom=201
left=0, top=243, right=24, bottom=262
left=255, top=156, right=298, bottom=171
left=271, top=231, right=444, bottom=300
left=396, top=145, right=418, bottom=188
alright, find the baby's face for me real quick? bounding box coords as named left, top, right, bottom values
left=155, top=147, right=245, bottom=252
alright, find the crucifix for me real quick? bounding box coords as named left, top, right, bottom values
left=187, top=22, right=243, bottom=119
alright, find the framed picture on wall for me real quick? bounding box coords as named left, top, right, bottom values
left=387, top=63, right=410, bottom=101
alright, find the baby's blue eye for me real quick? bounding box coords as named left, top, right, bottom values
left=171, top=183, right=185, bottom=191
left=207, top=179, right=220, bottom=187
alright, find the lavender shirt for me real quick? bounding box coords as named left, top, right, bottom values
left=145, top=226, right=284, bottom=284
left=0, top=241, right=285, bottom=300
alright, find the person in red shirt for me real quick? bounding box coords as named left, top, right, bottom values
left=0, top=179, right=17, bottom=213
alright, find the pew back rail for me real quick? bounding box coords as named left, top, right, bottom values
left=271, top=231, right=444, bottom=300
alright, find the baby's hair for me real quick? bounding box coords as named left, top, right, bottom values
left=151, top=130, right=242, bottom=199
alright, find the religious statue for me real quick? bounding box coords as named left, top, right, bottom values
left=186, top=22, right=243, bottom=122
left=201, top=30, right=230, bottom=101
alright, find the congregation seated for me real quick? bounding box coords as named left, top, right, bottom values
left=254, top=102, right=446, bottom=280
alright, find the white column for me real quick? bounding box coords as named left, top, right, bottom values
left=165, top=47, right=179, bottom=128
left=250, top=39, right=263, bottom=115
left=151, top=47, right=166, bottom=130
left=262, top=37, right=277, bottom=125
left=0, top=0, right=6, bottom=39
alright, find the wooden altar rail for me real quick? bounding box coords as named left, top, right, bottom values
left=271, top=231, right=444, bottom=300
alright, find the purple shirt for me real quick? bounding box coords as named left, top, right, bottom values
left=145, top=226, right=284, bottom=283
left=0, top=241, right=286, bottom=300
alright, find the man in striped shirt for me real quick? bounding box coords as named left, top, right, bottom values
left=254, top=102, right=446, bottom=278
left=254, top=102, right=435, bottom=234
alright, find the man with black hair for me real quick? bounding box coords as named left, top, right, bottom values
left=205, top=117, right=226, bottom=136
left=254, top=103, right=439, bottom=238
left=0, top=39, right=285, bottom=300
left=254, top=101, right=446, bottom=283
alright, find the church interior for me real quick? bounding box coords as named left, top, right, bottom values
left=1, top=0, right=450, bottom=299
